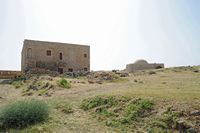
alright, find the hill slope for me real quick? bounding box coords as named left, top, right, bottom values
left=0, top=66, right=200, bottom=132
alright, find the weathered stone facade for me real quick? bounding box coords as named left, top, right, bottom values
left=21, top=39, right=90, bottom=74
left=126, top=59, right=164, bottom=72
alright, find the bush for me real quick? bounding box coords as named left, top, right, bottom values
left=80, top=96, right=117, bottom=111
left=0, top=99, right=49, bottom=129
left=58, top=78, right=71, bottom=89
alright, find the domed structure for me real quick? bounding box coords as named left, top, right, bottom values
left=126, top=59, right=164, bottom=72
left=134, top=59, right=148, bottom=64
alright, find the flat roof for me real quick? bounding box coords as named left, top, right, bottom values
left=24, top=39, right=90, bottom=47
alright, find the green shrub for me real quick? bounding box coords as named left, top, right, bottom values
left=80, top=96, right=117, bottom=111
left=121, top=99, right=153, bottom=123
left=57, top=78, right=71, bottom=89
left=0, top=99, right=49, bottom=129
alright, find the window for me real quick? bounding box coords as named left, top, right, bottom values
left=27, top=48, right=32, bottom=58
left=47, top=50, right=51, bottom=56
left=59, top=53, right=63, bottom=60
left=68, top=68, right=73, bottom=72
left=84, top=54, right=87, bottom=58
left=84, top=67, right=88, bottom=71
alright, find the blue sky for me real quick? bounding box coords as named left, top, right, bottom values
left=0, top=0, right=199, bottom=70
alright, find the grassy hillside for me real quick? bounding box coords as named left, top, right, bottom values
left=0, top=66, right=200, bottom=133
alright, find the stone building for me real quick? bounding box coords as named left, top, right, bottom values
left=21, top=39, right=90, bottom=74
left=126, top=59, right=164, bottom=72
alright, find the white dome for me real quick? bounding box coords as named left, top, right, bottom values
left=134, top=59, right=148, bottom=64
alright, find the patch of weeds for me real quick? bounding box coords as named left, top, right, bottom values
left=81, top=96, right=153, bottom=131
left=80, top=96, right=117, bottom=111
left=38, top=89, right=49, bottom=96
left=119, top=99, right=153, bottom=124
left=11, top=81, right=23, bottom=89
left=149, top=107, right=181, bottom=132
left=161, top=107, right=180, bottom=128
left=150, top=120, right=168, bottom=129
left=0, top=99, right=49, bottom=129
left=148, top=127, right=167, bottom=133
left=57, top=78, right=71, bottom=89
left=55, top=102, right=73, bottom=114
left=11, top=80, right=24, bottom=89
left=95, top=106, right=115, bottom=119
left=11, top=77, right=26, bottom=89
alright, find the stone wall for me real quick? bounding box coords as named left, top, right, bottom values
left=21, top=39, right=90, bottom=74
left=0, top=70, right=21, bottom=79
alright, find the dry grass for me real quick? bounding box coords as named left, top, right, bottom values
left=0, top=66, right=200, bottom=132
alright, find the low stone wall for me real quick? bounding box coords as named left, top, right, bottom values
left=0, top=71, right=22, bottom=79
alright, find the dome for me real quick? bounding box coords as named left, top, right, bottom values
left=134, top=59, right=148, bottom=64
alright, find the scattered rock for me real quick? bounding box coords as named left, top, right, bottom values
left=190, top=110, right=200, bottom=116
left=64, top=71, right=90, bottom=78
left=42, top=82, right=49, bottom=89
left=176, top=119, right=193, bottom=131
left=118, top=72, right=129, bottom=77
left=28, top=85, right=38, bottom=91
left=87, top=71, right=120, bottom=83
left=113, top=108, right=122, bottom=113
left=45, top=93, right=51, bottom=97
left=27, top=92, right=33, bottom=96
left=96, top=80, right=103, bottom=84
left=112, top=70, right=119, bottom=73
left=88, top=80, right=95, bottom=84
left=79, top=81, right=86, bottom=84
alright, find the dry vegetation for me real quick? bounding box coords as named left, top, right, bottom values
left=0, top=66, right=200, bottom=133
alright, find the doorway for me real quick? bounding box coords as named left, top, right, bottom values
left=58, top=68, right=63, bottom=74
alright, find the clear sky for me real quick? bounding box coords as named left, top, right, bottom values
left=0, top=0, right=199, bottom=70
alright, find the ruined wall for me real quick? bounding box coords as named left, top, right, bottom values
left=21, top=40, right=90, bottom=74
